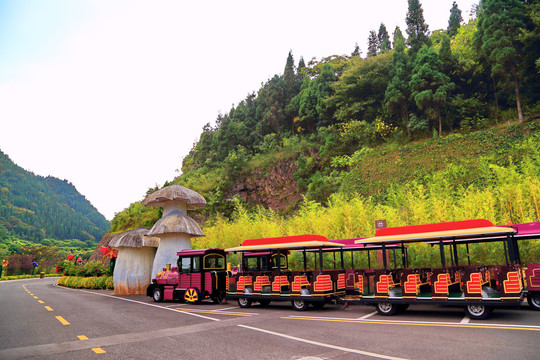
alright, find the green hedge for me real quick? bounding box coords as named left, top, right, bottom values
left=57, top=276, right=113, bottom=290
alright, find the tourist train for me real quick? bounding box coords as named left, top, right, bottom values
left=146, top=219, right=540, bottom=319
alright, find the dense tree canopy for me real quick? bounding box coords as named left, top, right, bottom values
left=176, top=0, right=539, bottom=216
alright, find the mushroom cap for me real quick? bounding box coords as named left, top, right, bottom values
left=142, top=184, right=206, bottom=209
left=109, top=227, right=159, bottom=248
left=147, top=210, right=205, bottom=237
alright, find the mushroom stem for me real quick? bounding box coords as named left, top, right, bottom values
left=113, top=247, right=156, bottom=295
left=151, top=234, right=191, bottom=279
left=163, top=200, right=187, bottom=216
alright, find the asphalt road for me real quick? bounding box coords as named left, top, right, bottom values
left=1, top=277, right=539, bottom=360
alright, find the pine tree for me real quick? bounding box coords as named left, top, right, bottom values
left=378, top=23, right=391, bottom=53
left=297, top=56, right=306, bottom=83
left=409, top=45, right=455, bottom=138
left=475, top=0, right=528, bottom=123
left=298, top=56, right=306, bottom=72
left=406, top=0, right=431, bottom=58
left=393, top=26, right=405, bottom=48
left=385, top=34, right=411, bottom=134
left=367, top=30, right=379, bottom=57
left=284, top=50, right=297, bottom=103
left=438, top=33, right=455, bottom=80
left=351, top=42, right=362, bottom=57
left=447, top=1, right=463, bottom=37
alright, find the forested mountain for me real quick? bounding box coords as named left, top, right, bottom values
left=110, top=0, right=540, bottom=234
left=0, top=149, right=109, bottom=244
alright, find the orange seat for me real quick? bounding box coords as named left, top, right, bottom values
left=291, top=275, right=310, bottom=292
left=254, top=275, right=270, bottom=292
left=313, top=274, right=332, bottom=292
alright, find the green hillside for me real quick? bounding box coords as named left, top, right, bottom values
left=0, top=150, right=110, bottom=244
left=109, top=0, right=540, bottom=247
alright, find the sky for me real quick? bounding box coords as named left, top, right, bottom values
left=0, top=0, right=478, bottom=220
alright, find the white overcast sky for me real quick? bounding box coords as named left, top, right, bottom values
left=0, top=0, right=477, bottom=220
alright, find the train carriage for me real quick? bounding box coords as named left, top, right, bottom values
left=349, top=219, right=540, bottom=319
left=225, top=235, right=347, bottom=311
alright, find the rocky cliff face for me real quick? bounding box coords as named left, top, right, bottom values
left=228, top=158, right=301, bottom=212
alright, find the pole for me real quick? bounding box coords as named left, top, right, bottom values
left=401, top=242, right=406, bottom=268
left=382, top=243, right=387, bottom=270
left=452, top=239, right=459, bottom=266
left=439, top=239, right=446, bottom=268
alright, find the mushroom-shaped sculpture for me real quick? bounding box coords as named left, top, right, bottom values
left=109, top=227, right=158, bottom=295
left=142, top=184, right=206, bottom=279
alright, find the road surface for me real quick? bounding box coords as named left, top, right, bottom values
left=1, top=277, right=539, bottom=359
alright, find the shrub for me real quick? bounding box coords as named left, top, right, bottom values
left=57, top=276, right=113, bottom=290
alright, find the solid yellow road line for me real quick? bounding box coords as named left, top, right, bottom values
left=44, top=306, right=53, bottom=311
left=281, top=317, right=540, bottom=332
left=55, top=316, right=70, bottom=325
left=92, top=348, right=106, bottom=354
left=38, top=300, right=44, bottom=304
left=78, top=335, right=88, bottom=340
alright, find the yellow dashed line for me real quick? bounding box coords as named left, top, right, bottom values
left=55, top=316, right=70, bottom=325
left=33, top=296, right=38, bottom=299
left=29, top=293, right=34, bottom=296
left=77, top=335, right=88, bottom=340
left=44, top=306, right=53, bottom=311
left=38, top=300, right=44, bottom=304
left=92, top=348, right=106, bottom=354
left=281, top=316, right=540, bottom=332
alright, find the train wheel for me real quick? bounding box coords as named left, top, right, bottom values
left=464, top=304, right=493, bottom=320
left=258, top=300, right=271, bottom=307
left=311, top=301, right=325, bottom=309
left=238, top=297, right=252, bottom=308
left=375, top=302, right=398, bottom=316
left=292, top=299, right=309, bottom=311
left=212, top=293, right=227, bottom=304
left=527, top=293, right=540, bottom=311
left=152, top=287, right=164, bottom=302
left=184, top=288, right=200, bottom=303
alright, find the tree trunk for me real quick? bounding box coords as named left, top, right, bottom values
left=401, top=102, right=411, bottom=136
left=438, top=110, right=442, bottom=140
left=491, top=75, right=501, bottom=121
left=511, top=66, right=524, bottom=123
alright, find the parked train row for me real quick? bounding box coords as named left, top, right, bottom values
left=146, top=219, right=540, bottom=319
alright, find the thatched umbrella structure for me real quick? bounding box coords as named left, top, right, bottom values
left=109, top=227, right=159, bottom=295
left=142, top=184, right=206, bottom=279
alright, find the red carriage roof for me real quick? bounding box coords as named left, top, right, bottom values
left=375, top=219, right=494, bottom=237
left=226, top=234, right=342, bottom=252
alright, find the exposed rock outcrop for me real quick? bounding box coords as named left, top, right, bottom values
left=228, top=158, right=301, bottom=212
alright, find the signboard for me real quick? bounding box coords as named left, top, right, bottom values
left=375, top=219, right=387, bottom=231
